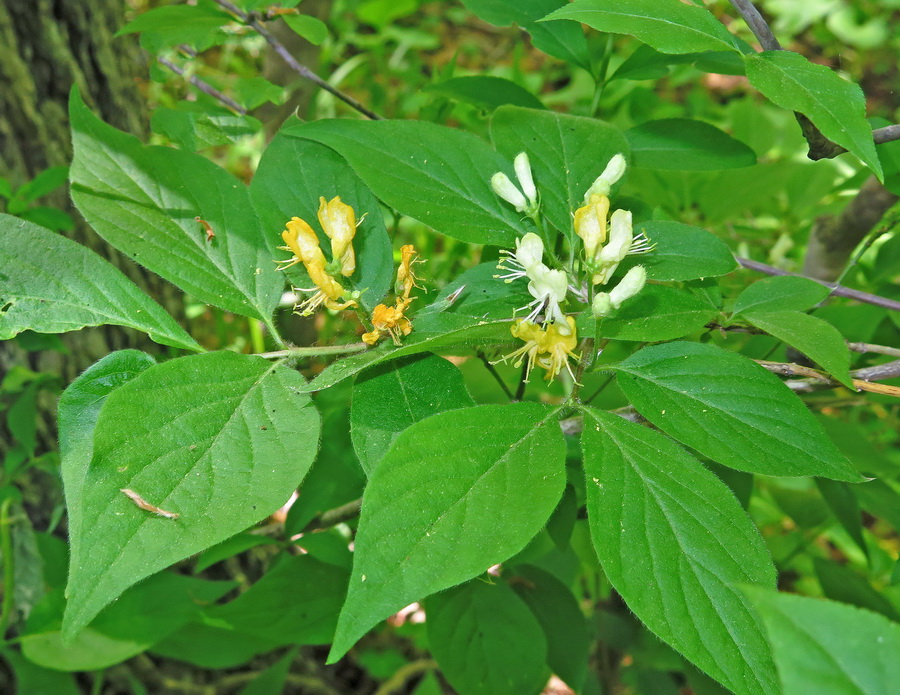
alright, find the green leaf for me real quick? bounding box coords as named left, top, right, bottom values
left=509, top=565, right=589, bottom=692
left=151, top=109, right=262, bottom=151
left=732, top=275, right=831, bottom=315
left=743, top=587, right=900, bottom=695
left=20, top=574, right=232, bottom=671
left=812, top=559, right=899, bottom=622
left=815, top=479, right=868, bottom=559
left=581, top=408, right=778, bottom=695
left=232, top=77, right=284, bottom=109
left=297, top=318, right=515, bottom=393
left=612, top=342, right=862, bottom=480
left=238, top=647, right=298, bottom=695
left=282, top=14, right=328, bottom=45
left=626, top=119, right=756, bottom=170
left=62, top=352, right=321, bottom=637
left=329, top=403, right=566, bottom=661
left=207, top=554, right=349, bottom=646
left=542, top=0, right=741, bottom=55
left=0, top=215, right=201, bottom=351
left=490, top=106, right=630, bottom=240
left=249, top=132, right=392, bottom=311
left=57, top=350, right=158, bottom=581
left=742, top=310, right=852, bottom=387
left=351, top=354, right=474, bottom=474
left=427, top=580, right=549, bottom=695
left=116, top=4, right=231, bottom=51
left=194, top=533, right=279, bottom=573
left=744, top=51, right=882, bottom=179
left=69, top=87, right=282, bottom=321
left=460, top=0, right=591, bottom=70
left=283, top=119, right=525, bottom=246
left=1, top=647, right=80, bottom=694
left=621, top=220, right=737, bottom=281
left=578, top=284, right=718, bottom=341
left=432, top=262, right=532, bottom=320
left=18, top=207, right=74, bottom=232
left=424, top=76, right=545, bottom=112
left=16, top=166, right=69, bottom=202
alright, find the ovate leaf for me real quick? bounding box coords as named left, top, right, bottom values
left=329, top=403, right=566, bottom=661
left=622, top=220, right=737, bottom=281
left=0, top=215, right=200, bottom=351
left=627, top=119, right=756, bottom=170
left=250, top=133, right=392, bottom=310
left=427, top=580, right=548, bottom=695
left=732, top=275, right=831, bottom=315
left=424, top=76, right=545, bottom=111
left=284, top=119, right=526, bottom=246
left=742, top=310, right=852, bottom=387
left=490, top=106, right=630, bottom=240
left=62, top=352, right=321, bottom=637
left=582, top=408, right=778, bottom=695
left=542, top=0, right=741, bottom=55
left=743, top=587, right=900, bottom=695
left=351, top=354, right=475, bottom=474
left=612, top=342, right=861, bottom=480
left=744, top=51, right=882, bottom=179
left=69, top=88, right=282, bottom=321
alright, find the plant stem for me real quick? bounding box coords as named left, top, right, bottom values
left=256, top=343, right=369, bottom=359
left=477, top=351, right=515, bottom=401
left=0, top=499, right=14, bottom=638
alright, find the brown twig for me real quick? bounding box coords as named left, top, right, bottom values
left=756, top=359, right=900, bottom=397
left=301, top=498, right=362, bottom=533
left=727, top=0, right=782, bottom=50
left=736, top=257, right=900, bottom=312
left=157, top=56, right=247, bottom=114
left=213, top=0, right=382, bottom=120
left=707, top=324, right=900, bottom=358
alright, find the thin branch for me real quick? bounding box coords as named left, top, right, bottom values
left=157, top=56, right=247, bottom=114
left=727, top=0, right=782, bottom=50
left=373, top=660, right=437, bottom=695
left=213, top=0, right=382, bottom=120
left=708, top=324, right=900, bottom=358
left=256, top=343, right=369, bottom=359
left=301, top=498, right=362, bottom=533
left=736, top=257, right=900, bottom=312
left=756, top=359, right=900, bottom=397
left=477, top=351, right=515, bottom=400
left=874, top=124, right=900, bottom=145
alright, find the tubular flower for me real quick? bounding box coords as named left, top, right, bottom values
left=523, top=265, right=570, bottom=331
left=317, top=196, right=357, bottom=276
left=491, top=152, right=539, bottom=216
left=582, top=153, right=627, bottom=202
left=495, top=232, right=545, bottom=283
left=592, top=265, right=647, bottom=318
left=277, top=216, right=357, bottom=315
left=581, top=208, right=653, bottom=286
left=362, top=245, right=423, bottom=346
left=493, top=317, right=580, bottom=382
left=573, top=193, right=610, bottom=261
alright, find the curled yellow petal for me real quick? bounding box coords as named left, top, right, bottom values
left=317, top=196, right=357, bottom=276
left=574, top=193, right=609, bottom=261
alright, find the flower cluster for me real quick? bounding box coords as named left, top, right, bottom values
left=490, top=152, right=653, bottom=380
left=362, top=244, right=423, bottom=346
left=277, top=196, right=360, bottom=315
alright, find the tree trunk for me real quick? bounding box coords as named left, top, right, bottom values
left=0, top=0, right=186, bottom=462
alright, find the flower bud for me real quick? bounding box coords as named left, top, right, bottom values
left=583, top=153, right=627, bottom=202
left=515, top=232, right=544, bottom=270
left=592, top=209, right=633, bottom=285
left=514, top=152, right=538, bottom=212
left=592, top=292, right=614, bottom=318
left=491, top=172, right=529, bottom=212
left=317, top=196, right=357, bottom=276
left=574, top=193, right=610, bottom=260
left=608, top=265, right=646, bottom=308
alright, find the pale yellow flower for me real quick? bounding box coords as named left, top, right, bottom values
left=317, top=196, right=357, bottom=276
left=494, top=317, right=580, bottom=382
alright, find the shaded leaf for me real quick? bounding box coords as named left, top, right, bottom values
left=627, top=119, right=756, bottom=170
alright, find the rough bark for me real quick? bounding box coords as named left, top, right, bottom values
left=0, top=0, right=186, bottom=454
left=802, top=176, right=899, bottom=282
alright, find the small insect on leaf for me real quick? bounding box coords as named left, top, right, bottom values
left=120, top=488, right=179, bottom=519
left=195, top=216, right=216, bottom=242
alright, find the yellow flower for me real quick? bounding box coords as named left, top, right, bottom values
left=494, top=317, right=580, bottom=382
left=574, top=193, right=610, bottom=261
left=278, top=216, right=357, bottom=315
left=317, top=196, right=357, bottom=276
left=362, top=245, right=423, bottom=346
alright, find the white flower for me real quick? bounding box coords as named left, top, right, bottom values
left=591, top=210, right=653, bottom=285
left=593, top=265, right=647, bottom=317
left=491, top=152, right=539, bottom=215
left=523, top=265, right=570, bottom=332
left=495, top=233, right=545, bottom=283
left=583, top=153, right=627, bottom=202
